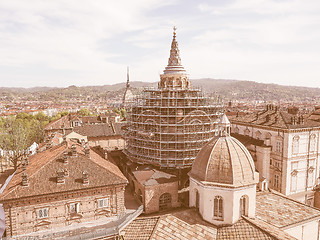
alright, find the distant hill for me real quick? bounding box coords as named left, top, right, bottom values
left=0, top=79, right=319, bottom=102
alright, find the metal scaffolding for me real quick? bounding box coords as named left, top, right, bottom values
left=124, top=87, right=223, bottom=169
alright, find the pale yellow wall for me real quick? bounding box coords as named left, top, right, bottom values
left=284, top=219, right=320, bottom=240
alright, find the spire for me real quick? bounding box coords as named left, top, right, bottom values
left=163, top=26, right=186, bottom=74
left=126, top=66, right=130, bottom=88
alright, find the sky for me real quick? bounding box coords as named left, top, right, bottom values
left=0, top=0, right=320, bottom=88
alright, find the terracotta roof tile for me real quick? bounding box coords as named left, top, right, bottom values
left=122, top=209, right=292, bottom=240
left=0, top=142, right=127, bottom=201
left=256, top=191, right=320, bottom=228
left=230, top=109, right=320, bottom=129
left=133, top=169, right=177, bottom=186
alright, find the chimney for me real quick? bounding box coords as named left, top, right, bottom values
left=82, top=171, right=89, bottom=185
left=71, top=144, right=77, bottom=157
left=84, top=146, right=90, bottom=158
left=21, top=173, right=29, bottom=187
left=63, top=151, right=68, bottom=164
left=24, top=156, right=29, bottom=165
left=64, top=169, right=69, bottom=177
left=22, top=161, right=27, bottom=171
left=45, top=138, right=52, bottom=150
left=57, top=168, right=65, bottom=184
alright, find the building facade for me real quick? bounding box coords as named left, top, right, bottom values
left=0, top=141, right=128, bottom=237
left=229, top=105, right=320, bottom=204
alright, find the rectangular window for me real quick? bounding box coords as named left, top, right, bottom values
left=308, top=171, right=314, bottom=188
left=69, top=203, right=79, bottom=214
left=291, top=162, right=298, bottom=170
left=37, top=208, right=49, bottom=219
left=276, top=141, right=282, bottom=153
left=98, top=197, right=110, bottom=208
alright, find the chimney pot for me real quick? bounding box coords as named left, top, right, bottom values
left=63, top=151, right=68, bottom=164
left=84, top=147, right=90, bottom=158
left=21, top=173, right=29, bottom=187
left=57, top=168, right=65, bottom=184
left=82, top=171, right=89, bottom=185
left=64, top=169, right=69, bottom=177
left=71, top=144, right=77, bottom=157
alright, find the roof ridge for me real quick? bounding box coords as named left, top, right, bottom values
left=88, top=149, right=127, bottom=183
left=0, top=144, right=66, bottom=200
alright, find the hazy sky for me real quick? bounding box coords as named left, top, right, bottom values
left=1, top=0, right=320, bottom=88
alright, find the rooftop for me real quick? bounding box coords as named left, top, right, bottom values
left=255, top=191, right=320, bottom=228
left=0, top=141, right=128, bottom=202
left=189, top=136, right=258, bottom=187
left=121, top=208, right=296, bottom=240
left=230, top=105, right=320, bottom=130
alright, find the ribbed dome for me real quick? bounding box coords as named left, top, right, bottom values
left=190, top=136, right=258, bottom=186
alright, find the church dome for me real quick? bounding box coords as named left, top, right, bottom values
left=189, top=135, right=258, bottom=186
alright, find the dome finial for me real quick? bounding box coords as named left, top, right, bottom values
left=163, top=26, right=186, bottom=74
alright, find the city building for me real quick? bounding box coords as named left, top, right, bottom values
left=229, top=105, right=320, bottom=204
left=0, top=140, right=128, bottom=238
left=124, top=27, right=223, bottom=188
left=121, top=114, right=320, bottom=240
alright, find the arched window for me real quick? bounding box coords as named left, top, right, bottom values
left=292, top=136, right=300, bottom=154
left=240, top=195, right=248, bottom=216
left=213, top=196, right=223, bottom=220
left=310, top=134, right=316, bottom=152
left=159, top=193, right=172, bottom=211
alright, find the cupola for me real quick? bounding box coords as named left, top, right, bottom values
left=189, top=114, right=259, bottom=226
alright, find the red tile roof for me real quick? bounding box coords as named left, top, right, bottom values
left=0, top=141, right=127, bottom=202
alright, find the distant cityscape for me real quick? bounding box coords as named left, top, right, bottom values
left=1, top=28, right=320, bottom=240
